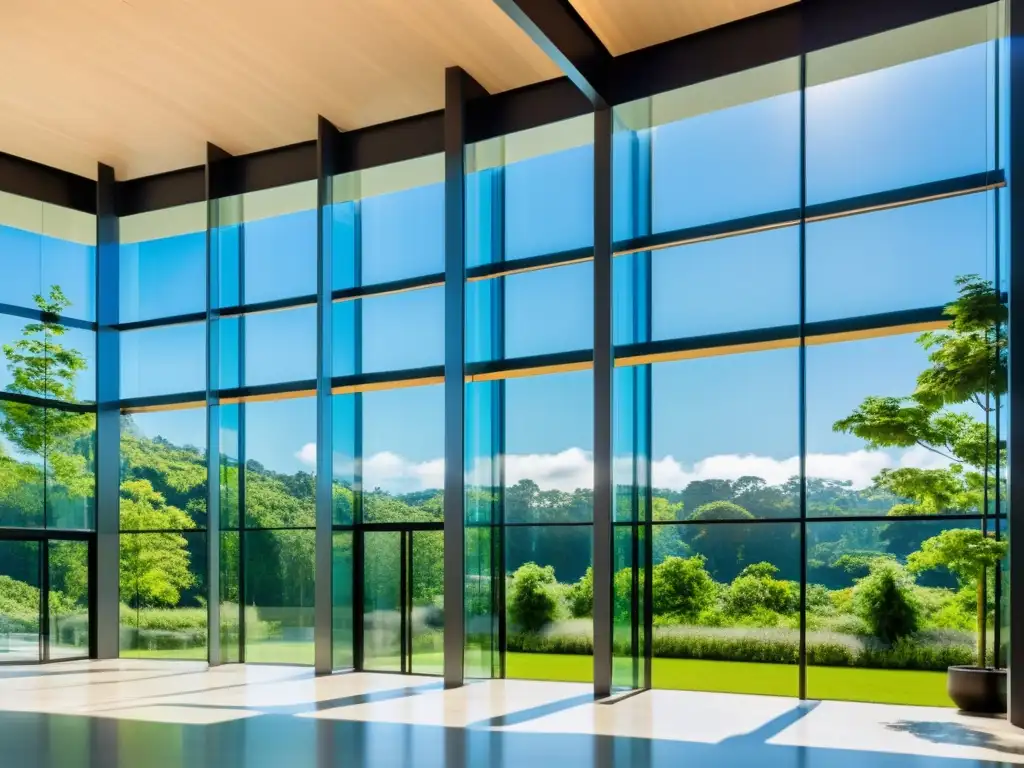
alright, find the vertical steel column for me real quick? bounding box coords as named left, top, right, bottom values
left=444, top=66, right=485, bottom=689
left=94, top=162, right=119, bottom=660
left=1009, top=0, right=1024, bottom=728
left=797, top=52, right=809, bottom=702
left=206, top=142, right=231, bottom=666
left=315, top=116, right=340, bottom=675
left=593, top=106, right=614, bottom=698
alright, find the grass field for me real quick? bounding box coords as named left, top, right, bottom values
left=122, top=647, right=953, bottom=708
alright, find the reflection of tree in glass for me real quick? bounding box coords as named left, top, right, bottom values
left=0, top=287, right=93, bottom=501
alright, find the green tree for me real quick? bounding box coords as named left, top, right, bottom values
left=119, top=480, right=196, bottom=610
left=508, top=562, right=559, bottom=633
left=652, top=555, right=716, bottom=620
left=907, top=528, right=1006, bottom=666
left=834, top=275, right=1004, bottom=518
left=725, top=562, right=797, bottom=617
left=0, top=287, right=93, bottom=501
left=566, top=566, right=593, bottom=618
left=852, top=559, right=921, bottom=644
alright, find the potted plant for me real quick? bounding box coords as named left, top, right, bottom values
left=908, top=528, right=1007, bottom=713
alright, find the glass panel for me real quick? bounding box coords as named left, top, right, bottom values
left=0, top=540, right=40, bottom=662
left=650, top=522, right=800, bottom=697
left=806, top=333, right=991, bottom=517
left=120, top=409, right=207, bottom=529
left=651, top=227, right=799, bottom=341
left=806, top=518, right=986, bottom=706
left=644, top=60, right=801, bottom=232
left=47, top=540, right=89, bottom=660
left=355, top=156, right=445, bottom=286
left=465, top=380, right=501, bottom=679
left=46, top=410, right=95, bottom=530
left=119, top=204, right=206, bottom=323
left=363, top=531, right=402, bottom=671
left=219, top=530, right=241, bottom=663
left=119, top=532, right=207, bottom=660
left=0, top=403, right=94, bottom=530
left=411, top=530, right=443, bottom=675
left=218, top=307, right=316, bottom=389
left=362, top=385, right=444, bottom=523
left=239, top=182, right=318, bottom=304
left=333, top=286, right=444, bottom=377
left=120, top=323, right=206, bottom=399
left=806, top=8, right=998, bottom=204
left=652, top=350, right=799, bottom=520
left=0, top=194, right=96, bottom=321
left=332, top=531, right=354, bottom=670
left=245, top=529, right=314, bottom=665
left=807, top=193, right=994, bottom=322
left=505, top=371, right=593, bottom=524
left=505, top=524, right=593, bottom=682
left=0, top=312, right=95, bottom=404
left=245, top=397, right=316, bottom=528
left=504, top=117, right=594, bottom=261
left=0, top=402, right=45, bottom=528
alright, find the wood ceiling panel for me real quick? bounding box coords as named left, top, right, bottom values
left=0, top=0, right=560, bottom=179
left=569, top=0, right=799, bottom=55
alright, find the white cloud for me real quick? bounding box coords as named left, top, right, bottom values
left=298, top=442, right=953, bottom=494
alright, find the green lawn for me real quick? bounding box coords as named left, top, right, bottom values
left=507, top=654, right=952, bottom=708
left=121, top=648, right=953, bottom=708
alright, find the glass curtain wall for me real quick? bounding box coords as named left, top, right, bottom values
left=465, top=114, right=597, bottom=683
left=118, top=202, right=208, bottom=659
left=330, top=154, right=446, bottom=674
left=611, top=2, right=1007, bottom=706
left=0, top=189, right=96, bottom=662
left=212, top=182, right=318, bottom=666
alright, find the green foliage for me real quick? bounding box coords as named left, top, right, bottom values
left=508, top=563, right=559, bottom=632
left=724, top=562, right=797, bottom=616
left=566, top=567, right=593, bottom=618
left=852, top=560, right=920, bottom=644
left=651, top=556, right=716, bottom=620
left=688, top=500, right=754, bottom=522
left=119, top=480, right=196, bottom=608
left=907, top=528, right=1006, bottom=586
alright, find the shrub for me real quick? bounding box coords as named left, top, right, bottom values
left=566, top=567, right=593, bottom=619
left=853, top=560, right=921, bottom=643
left=652, top=556, right=716, bottom=620
left=725, top=563, right=797, bottom=616
left=688, top=501, right=754, bottom=522
left=508, top=563, right=559, bottom=632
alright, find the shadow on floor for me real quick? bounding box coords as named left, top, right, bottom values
left=886, top=719, right=1024, bottom=756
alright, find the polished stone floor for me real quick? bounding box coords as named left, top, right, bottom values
left=0, top=659, right=1022, bottom=767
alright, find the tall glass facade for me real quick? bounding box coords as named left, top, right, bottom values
left=0, top=0, right=1012, bottom=714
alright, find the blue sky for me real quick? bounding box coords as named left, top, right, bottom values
left=0, top=40, right=1002, bottom=493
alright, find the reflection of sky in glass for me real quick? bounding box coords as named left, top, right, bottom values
left=243, top=209, right=317, bottom=303
left=360, top=184, right=444, bottom=286
left=245, top=397, right=315, bottom=474
left=652, top=227, right=800, bottom=340
left=120, top=323, right=205, bottom=399
left=0, top=39, right=997, bottom=496
left=120, top=231, right=205, bottom=323
left=0, top=225, right=95, bottom=321
left=361, top=385, right=444, bottom=492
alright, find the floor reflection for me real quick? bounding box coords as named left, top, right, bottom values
left=0, top=661, right=1020, bottom=768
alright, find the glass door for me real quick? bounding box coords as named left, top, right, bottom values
left=0, top=540, right=41, bottom=663
left=47, top=540, right=90, bottom=661
left=363, top=531, right=403, bottom=671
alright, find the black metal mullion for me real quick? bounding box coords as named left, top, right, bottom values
left=400, top=530, right=409, bottom=674
left=798, top=50, right=809, bottom=702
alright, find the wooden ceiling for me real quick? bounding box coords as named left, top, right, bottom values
left=0, top=0, right=796, bottom=181
left=0, top=0, right=558, bottom=180
left=569, top=0, right=799, bottom=55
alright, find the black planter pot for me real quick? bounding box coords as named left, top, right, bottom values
left=947, top=666, right=1006, bottom=714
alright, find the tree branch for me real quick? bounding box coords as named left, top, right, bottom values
left=915, top=441, right=958, bottom=463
